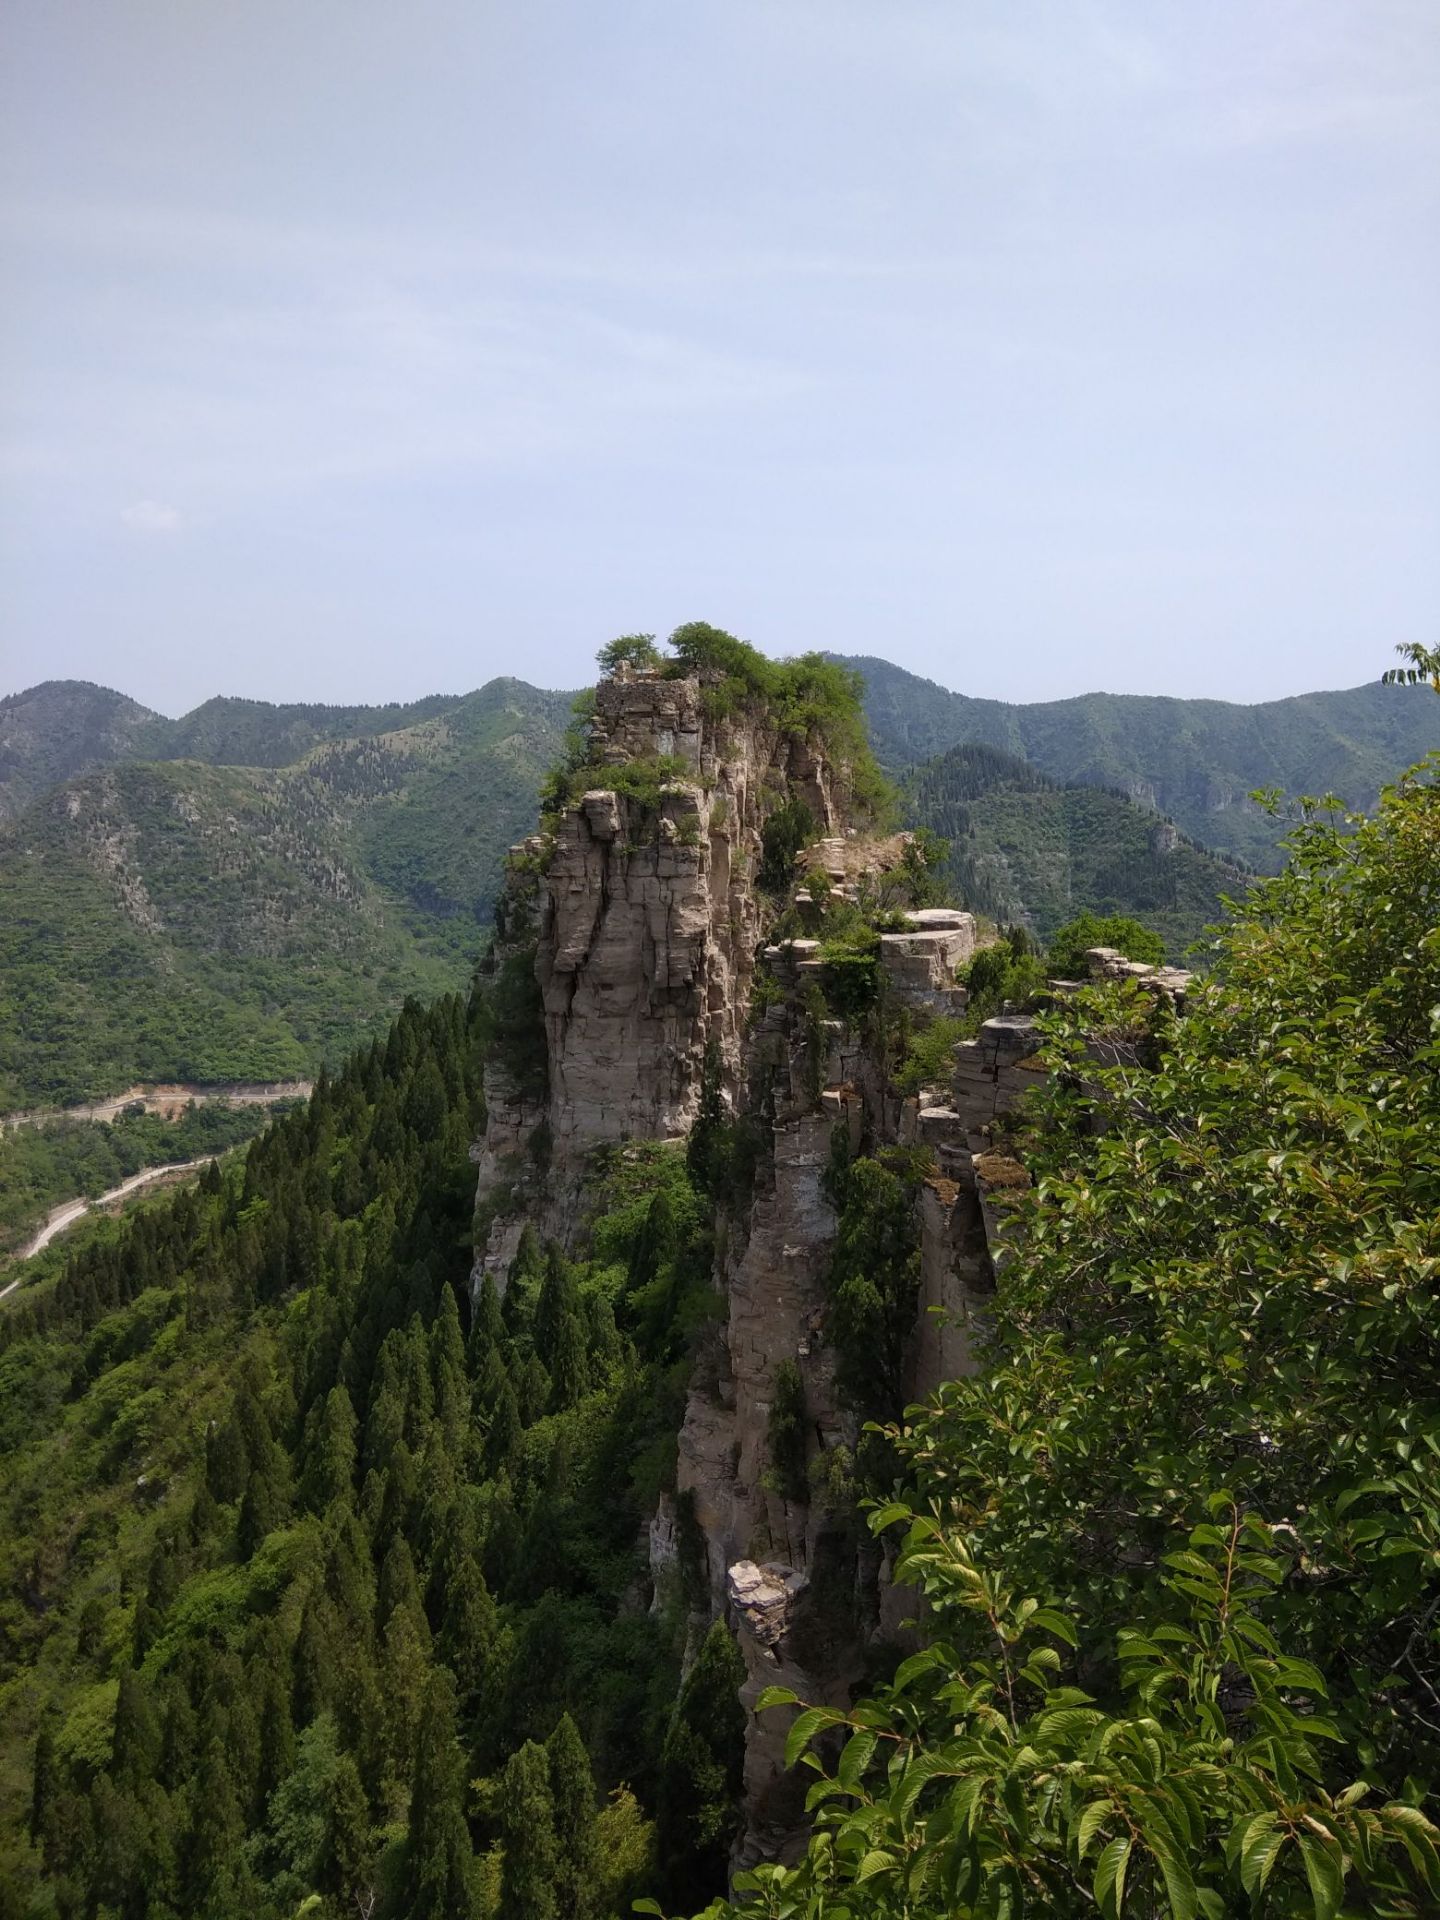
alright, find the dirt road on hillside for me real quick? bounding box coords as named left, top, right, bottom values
left=0, top=1080, right=312, bottom=1134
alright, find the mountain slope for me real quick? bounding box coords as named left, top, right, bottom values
left=904, top=742, right=1249, bottom=957
left=0, top=681, right=169, bottom=822
left=844, top=654, right=1440, bottom=868
left=0, top=680, right=573, bottom=1108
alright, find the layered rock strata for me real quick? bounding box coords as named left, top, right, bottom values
left=471, top=668, right=846, bottom=1279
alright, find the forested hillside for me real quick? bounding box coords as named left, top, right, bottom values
left=0, top=684, right=169, bottom=824
left=6, top=659, right=1436, bottom=1112
left=0, top=683, right=572, bottom=1110
left=905, top=742, right=1249, bottom=956
left=846, top=652, right=1440, bottom=869
left=0, top=994, right=739, bottom=1917
left=0, top=683, right=502, bottom=824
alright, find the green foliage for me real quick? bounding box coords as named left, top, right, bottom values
left=891, top=1013, right=969, bottom=1096
left=597, top=634, right=663, bottom=675
left=961, top=925, right=1048, bottom=1027
left=896, top=826, right=952, bottom=908
left=678, top=755, right=1440, bottom=1920
left=0, top=1099, right=288, bottom=1255
left=0, top=979, right=726, bottom=1915
left=904, top=742, right=1247, bottom=958
left=0, top=680, right=573, bottom=1110
left=710, top=1500, right=1438, bottom=1920
left=686, top=1040, right=763, bottom=1218
left=851, top=650, right=1440, bottom=871
left=1046, top=908, right=1167, bottom=978
left=500, top=1738, right=561, bottom=1920
left=821, top=1146, right=925, bottom=1425
left=763, top=1360, right=809, bottom=1506
left=475, top=943, right=548, bottom=1101
left=656, top=1621, right=747, bottom=1909
left=663, top=625, right=892, bottom=823
left=758, top=797, right=817, bottom=895
left=1380, top=640, right=1440, bottom=692
left=818, top=925, right=883, bottom=1022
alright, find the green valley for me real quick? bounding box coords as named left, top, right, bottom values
left=904, top=741, right=1250, bottom=958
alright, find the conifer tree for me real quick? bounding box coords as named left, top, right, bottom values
left=485, top=1379, right=522, bottom=1476
left=183, top=1736, right=245, bottom=1908
left=324, top=1751, right=378, bottom=1918
left=404, top=1056, right=449, bottom=1137
left=440, top=1551, right=497, bottom=1713
left=111, top=1669, right=161, bottom=1788
left=546, top=1712, right=598, bottom=1920
left=255, top=1663, right=296, bottom=1806
left=430, top=1283, right=469, bottom=1437
left=406, top=1670, right=481, bottom=1920
left=469, top=1272, right=504, bottom=1367
left=377, top=1532, right=426, bottom=1634
left=306, top=1383, right=359, bottom=1511
left=294, top=1592, right=341, bottom=1726
left=533, top=1244, right=578, bottom=1368
left=626, top=1185, right=677, bottom=1297
left=205, top=1407, right=249, bottom=1505
left=475, top=1342, right=510, bottom=1414
left=547, top=1306, right=589, bottom=1411
left=29, top=1718, right=57, bottom=1845
left=657, top=1620, right=747, bottom=1906
left=380, top=1603, right=431, bottom=1785
left=499, top=1738, right=561, bottom=1920
left=516, top=1352, right=552, bottom=1425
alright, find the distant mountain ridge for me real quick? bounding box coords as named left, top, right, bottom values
left=836, top=654, right=1440, bottom=869
left=0, top=679, right=539, bottom=821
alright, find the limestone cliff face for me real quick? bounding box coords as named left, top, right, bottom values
left=674, top=910, right=998, bottom=1865
left=470, top=667, right=844, bottom=1277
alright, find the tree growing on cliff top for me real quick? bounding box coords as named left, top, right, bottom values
left=1045, top=908, right=1166, bottom=978
left=597, top=633, right=662, bottom=674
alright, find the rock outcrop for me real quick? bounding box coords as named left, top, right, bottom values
left=470, top=655, right=1196, bottom=1879
left=470, top=667, right=847, bottom=1279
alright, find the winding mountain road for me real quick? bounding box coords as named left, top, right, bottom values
left=0, top=1158, right=218, bottom=1303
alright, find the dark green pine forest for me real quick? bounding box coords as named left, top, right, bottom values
left=0, top=993, right=743, bottom=1918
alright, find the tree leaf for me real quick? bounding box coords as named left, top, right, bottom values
left=1298, top=1831, right=1344, bottom=1920
left=856, top=1849, right=897, bottom=1882
left=785, top=1706, right=842, bottom=1770
left=1094, top=1834, right=1133, bottom=1919
left=837, top=1729, right=878, bottom=1794
left=755, top=1685, right=800, bottom=1712
left=1076, top=1798, right=1116, bottom=1859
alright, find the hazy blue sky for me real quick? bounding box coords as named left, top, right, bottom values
left=3, top=1, right=1436, bottom=712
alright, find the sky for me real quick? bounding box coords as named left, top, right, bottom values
left=2, top=1, right=1437, bottom=715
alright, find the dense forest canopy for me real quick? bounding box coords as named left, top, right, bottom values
left=1, top=991, right=741, bottom=1917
